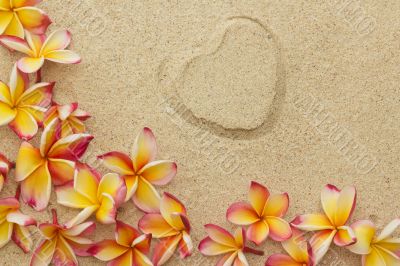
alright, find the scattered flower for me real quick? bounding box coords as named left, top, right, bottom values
left=198, top=224, right=264, bottom=266
left=44, top=102, right=90, bottom=137
left=0, top=64, right=53, bottom=140
left=139, top=193, right=192, bottom=265
left=89, top=220, right=152, bottom=266
left=226, top=181, right=292, bottom=245
left=98, top=127, right=177, bottom=213
left=291, top=184, right=357, bottom=263
left=0, top=189, right=36, bottom=253
left=31, top=209, right=95, bottom=266
left=0, top=153, right=13, bottom=192
left=266, top=227, right=315, bottom=266
left=15, top=119, right=93, bottom=211
left=0, top=0, right=51, bottom=38
left=0, top=29, right=81, bottom=73
left=56, top=163, right=126, bottom=227
left=348, top=219, right=400, bottom=265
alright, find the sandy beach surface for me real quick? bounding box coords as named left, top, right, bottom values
left=1, top=0, right=400, bottom=265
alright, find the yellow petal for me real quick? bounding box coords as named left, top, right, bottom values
left=8, top=63, right=28, bottom=104
left=291, top=214, right=334, bottom=231
left=0, top=221, right=12, bottom=248
left=124, top=175, right=138, bottom=202
left=363, top=247, right=387, bottom=266
left=9, top=108, right=38, bottom=140
left=55, top=182, right=95, bottom=208
left=0, top=101, right=17, bottom=126
left=64, top=206, right=99, bottom=228
left=73, top=163, right=100, bottom=203
left=0, top=12, right=13, bottom=34
left=89, top=240, right=129, bottom=261
left=263, top=193, right=289, bottom=218
left=4, top=13, right=24, bottom=38
left=198, top=237, right=236, bottom=256
left=249, top=181, right=269, bottom=217
left=30, top=239, right=57, bottom=266
left=14, top=6, right=51, bottom=34
left=160, top=192, right=187, bottom=229
left=132, top=177, right=161, bottom=213
left=52, top=235, right=78, bottom=266
left=12, top=224, right=33, bottom=253
left=334, top=186, right=356, bottom=226
left=139, top=160, right=177, bottom=186
left=40, top=118, right=60, bottom=156
left=15, top=141, right=43, bottom=182
left=234, top=227, right=245, bottom=248
left=97, top=173, right=126, bottom=205
left=132, top=127, right=157, bottom=171
left=47, top=158, right=75, bottom=186
left=0, top=81, right=12, bottom=106
left=44, top=50, right=81, bottom=64
left=347, top=220, right=376, bottom=255
left=152, top=234, right=181, bottom=266
left=97, top=151, right=135, bottom=176
left=0, top=0, right=10, bottom=9
left=17, top=81, right=53, bottom=107
left=309, top=229, right=337, bottom=264
left=11, top=0, right=42, bottom=8
left=96, top=193, right=117, bottom=224
left=226, top=202, right=260, bottom=226
left=281, top=228, right=310, bottom=264
left=246, top=220, right=269, bottom=245
left=17, top=56, right=44, bottom=73
left=138, top=213, right=177, bottom=238
left=321, top=184, right=340, bottom=225
left=115, top=220, right=140, bottom=247
left=40, top=29, right=71, bottom=55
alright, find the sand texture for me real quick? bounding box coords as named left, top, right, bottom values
left=1, top=0, right=400, bottom=265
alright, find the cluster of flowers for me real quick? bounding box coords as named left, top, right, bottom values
left=0, top=1, right=192, bottom=265
left=198, top=182, right=400, bottom=266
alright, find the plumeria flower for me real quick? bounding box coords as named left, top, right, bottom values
left=226, top=181, right=292, bottom=245
left=44, top=102, right=90, bottom=137
left=139, top=193, right=192, bottom=265
left=266, top=228, right=315, bottom=266
left=31, top=209, right=96, bottom=266
left=0, top=189, right=36, bottom=253
left=98, top=127, right=177, bottom=213
left=198, top=224, right=264, bottom=266
left=0, top=153, right=13, bottom=192
left=0, top=29, right=81, bottom=74
left=56, top=163, right=127, bottom=227
left=89, top=221, right=152, bottom=266
left=347, top=219, right=400, bottom=265
left=0, top=0, right=51, bottom=38
left=0, top=64, right=53, bottom=140
left=15, top=119, right=93, bottom=211
left=291, top=184, right=357, bottom=263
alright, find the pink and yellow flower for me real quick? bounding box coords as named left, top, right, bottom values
left=0, top=64, right=53, bottom=140
left=0, top=29, right=81, bottom=73
left=44, top=102, right=90, bottom=137
left=198, top=224, right=264, bottom=266
left=291, top=184, right=357, bottom=263
left=266, top=228, right=315, bottom=266
left=31, top=209, right=95, bottom=266
left=0, top=194, right=36, bottom=253
left=56, top=163, right=127, bottom=227
left=89, top=221, right=152, bottom=266
left=98, top=127, right=177, bottom=213
left=226, top=181, right=292, bottom=245
left=348, top=219, right=400, bottom=265
left=15, top=119, right=93, bottom=211
left=139, top=193, right=192, bottom=265
left=0, top=153, right=13, bottom=192
left=0, top=0, right=51, bottom=38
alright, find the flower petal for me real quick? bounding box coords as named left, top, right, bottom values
left=0, top=81, right=12, bottom=105
left=0, top=221, right=12, bottom=248
left=265, top=254, right=301, bottom=266
left=9, top=63, right=28, bottom=103
left=96, top=193, right=117, bottom=224
left=198, top=237, right=236, bottom=256
left=281, top=228, right=310, bottom=264
left=133, top=249, right=153, bottom=266
left=40, top=29, right=71, bottom=54
left=12, top=224, right=32, bottom=253
left=14, top=6, right=51, bottom=35
left=47, top=158, right=75, bottom=185
left=178, top=231, right=193, bottom=259
left=132, top=234, right=152, bottom=254
left=8, top=108, right=38, bottom=140
left=17, top=56, right=44, bottom=73
left=265, top=217, right=292, bottom=242
left=376, top=218, right=400, bottom=242
left=52, top=235, right=78, bottom=266
left=321, top=184, right=340, bottom=225
left=234, top=251, right=249, bottom=266
left=216, top=252, right=238, bottom=266
left=17, top=81, right=53, bottom=107
left=246, top=220, right=269, bottom=245
left=160, top=192, right=187, bottom=228
left=363, top=247, right=387, bottom=266
left=124, top=175, right=138, bottom=202
left=132, top=127, right=157, bottom=171
left=0, top=11, right=13, bottom=34
left=15, top=142, right=43, bottom=182
left=30, top=239, right=56, bottom=266
left=108, top=250, right=132, bottom=266
left=334, top=186, right=356, bottom=226
left=263, top=193, right=289, bottom=218
left=115, top=220, right=139, bottom=247
left=55, top=182, right=94, bottom=208
left=88, top=240, right=129, bottom=261
left=3, top=13, right=24, bottom=38
left=139, top=160, right=177, bottom=186
left=248, top=181, right=269, bottom=217
left=234, top=227, right=245, bottom=248
left=138, top=213, right=177, bottom=238
left=64, top=221, right=96, bottom=237
left=97, top=173, right=127, bottom=205
left=38, top=223, right=59, bottom=239
left=309, top=229, right=336, bottom=264
left=152, top=234, right=181, bottom=266
left=20, top=163, right=51, bottom=211
left=40, top=118, right=61, bottom=156
left=6, top=210, right=36, bottom=226
left=291, top=214, right=334, bottom=231
left=0, top=102, right=16, bottom=126
left=48, top=133, right=93, bottom=161
left=204, top=224, right=236, bottom=248
left=132, top=177, right=161, bottom=213
left=226, top=202, right=260, bottom=226
left=11, top=0, right=43, bottom=9
left=64, top=206, right=98, bottom=228
left=347, top=220, right=376, bottom=255
left=0, top=35, right=32, bottom=54
left=73, top=163, right=100, bottom=203
left=44, top=50, right=81, bottom=64
left=334, top=226, right=356, bottom=247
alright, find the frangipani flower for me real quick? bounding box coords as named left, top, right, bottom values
left=15, top=119, right=93, bottom=211
left=98, top=127, right=177, bottom=213
left=291, top=184, right=357, bottom=263
left=266, top=228, right=315, bottom=266
left=44, top=102, right=90, bottom=137
left=0, top=193, right=36, bottom=253
left=226, top=181, right=292, bottom=245
left=198, top=224, right=264, bottom=266
left=0, top=0, right=51, bottom=38
left=56, top=163, right=127, bottom=227
left=0, top=153, right=13, bottom=192
left=89, top=221, right=152, bottom=266
left=0, top=29, right=81, bottom=73
left=31, top=209, right=96, bottom=266
left=348, top=219, right=400, bottom=265
left=139, top=193, right=193, bottom=265
left=0, top=64, right=53, bottom=140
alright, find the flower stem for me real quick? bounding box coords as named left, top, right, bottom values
left=36, top=69, right=42, bottom=83
left=243, top=246, right=264, bottom=256
left=14, top=185, right=21, bottom=200
left=51, top=209, right=58, bottom=224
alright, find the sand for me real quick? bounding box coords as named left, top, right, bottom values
left=1, top=0, right=399, bottom=265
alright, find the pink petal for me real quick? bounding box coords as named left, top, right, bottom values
left=139, top=160, right=177, bottom=186
left=14, top=6, right=51, bottom=35
left=265, top=254, right=301, bottom=266
left=138, top=213, right=177, bottom=238
left=265, top=217, right=292, bottom=242
left=30, top=239, right=56, bottom=266
left=334, top=226, right=357, bottom=247
left=40, top=29, right=71, bottom=54
left=246, top=220, right=269, bottom=245
left=6, top=210, right=36, bottom=226
left=0, top=35, right=32, bottom=54
left=48, top=133, right=93, bottom=161
left=249, top=181, right=269, bottom=217
left=152, top=234, right=181, bottom=266
left=198, top=237, right=236, bottom=256
left=12, top=224, right=33, bottom=253
left=204, top=224, right=236, bottom=248
left=97, top=151, right=134, bottom=175
left=115, top=220, right=140, bottom=247
left=226, top=202, right=260, bottom=226
left=132, top=127, right=157, bottom=171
